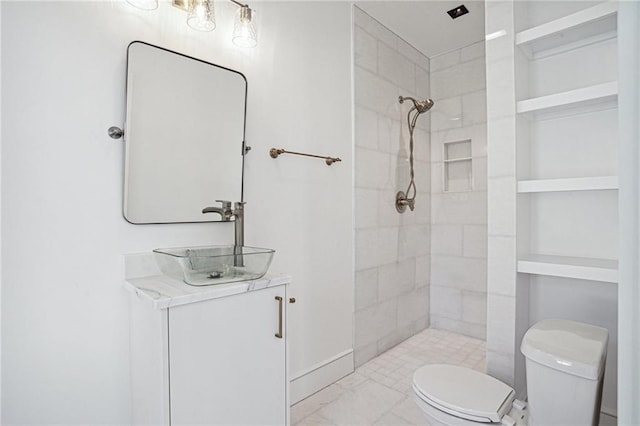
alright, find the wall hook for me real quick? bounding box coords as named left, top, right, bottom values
left=108, top=126, right=124, bottom=140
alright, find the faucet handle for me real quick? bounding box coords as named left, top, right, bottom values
left=215, top=200, right=233, bottom=210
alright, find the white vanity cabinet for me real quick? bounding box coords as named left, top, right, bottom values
left=127, top=276, right=289, bottom=426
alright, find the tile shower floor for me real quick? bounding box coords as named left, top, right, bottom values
left=291, top=328, right=486, bottom=425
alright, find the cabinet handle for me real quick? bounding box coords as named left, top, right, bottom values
left=275, top=296, right=283, bottom=339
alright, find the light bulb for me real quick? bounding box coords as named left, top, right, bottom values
left=232, top=6, right=257, bottom=48
left=187, top=0, right=216, bottom=32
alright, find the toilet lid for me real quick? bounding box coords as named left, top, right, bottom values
left=413, top=364, right=515, bottom=423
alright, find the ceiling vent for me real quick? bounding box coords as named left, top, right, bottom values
left=447, top=4, right=469, bottom=19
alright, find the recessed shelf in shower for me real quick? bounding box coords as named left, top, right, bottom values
left=443, top=140, right=472, bottom=192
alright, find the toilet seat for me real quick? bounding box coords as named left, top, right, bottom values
left=413, top=364, right=516, bottom=423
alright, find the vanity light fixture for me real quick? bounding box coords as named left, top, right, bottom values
left=128, top=0, right=258, bottom=47
left=232, top=3, right=257, bottom=48
left=187, top=0, right=216, bottom=32
left=126, top=0, right=158, bottom=10
left=180, top=0, right=257, bottom=47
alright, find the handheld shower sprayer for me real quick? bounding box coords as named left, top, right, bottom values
left=396, top=95, right=434, bottom=213
left=399, top=96, right=435, bottom=114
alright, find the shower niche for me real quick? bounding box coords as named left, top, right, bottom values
left=443, top=140, right=473, bottom=192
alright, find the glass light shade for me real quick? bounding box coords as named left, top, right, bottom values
left=232, top=6, right=257, bottom=48
left=126, top=0, right=158, bottom=10
left=187, top=0, right=216, bottom=32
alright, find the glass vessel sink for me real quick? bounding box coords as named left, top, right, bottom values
left=153, top=245, right=275, bottom=286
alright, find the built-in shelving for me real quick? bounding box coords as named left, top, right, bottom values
left=517, top=254, right=618, bottom=283
left=516, top=81, right=618, bottom=117
left=517, top=176, right=618, bottom=193
left=515, top=2, right=617, bottom=56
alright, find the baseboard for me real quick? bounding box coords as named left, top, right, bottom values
left=289, top=349, right=354, bottom=405
left=601, top=406, right=617, bottom=418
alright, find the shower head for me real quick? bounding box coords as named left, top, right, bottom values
left=399, top=96, right=434, bottom=113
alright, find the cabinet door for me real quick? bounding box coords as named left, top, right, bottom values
left=168, top=286, right=287, bottom=425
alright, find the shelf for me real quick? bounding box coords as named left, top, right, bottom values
left=517, top=254, right=618, bottom=283
left=516, top=2, right=617, bottom=56
left=443, top=157, right=472, bottom=163
left=517, top=176, right=618, bottom=193
left=516, top=82, right=618, bottom=117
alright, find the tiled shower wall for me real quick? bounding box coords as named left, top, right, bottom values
left=353, top=7, right=431, bottom=367
left=429, top=41, right=488, bottom=340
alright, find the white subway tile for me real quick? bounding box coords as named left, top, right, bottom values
left=355, top=147, right=391, bottom=189
left=355, top=67, right=401, bottom=116
left=378, top=227, right=400, bottom=265
left=413, top=127, right=430, bottom=163
left=430, top=96, right=463, bottom=132
left=431, top=58, right=486, bottom=100
left=354, top=27, right=377, bottom=73
left=487, top=236, right=516, bottom=296
left=377, top=114, right=402, bottom=154
left=355, top=304, right=381, bottom=348
left=487, top=116, right=516, bottom=178
left=354, top=7, right=398, bottom=50
left=354, top=341, right=378, bottom=368
left=413, top=192, right=431, bottom=226
left=378, top=42, right=415, bottom=93
left=485, top=57, right=516, bottom=120
left=355, top=188, right=378, bottom=229
left=430, top=49, right=461, bottom=72
left=414, top=160, right=430, bottom=193
left=378, top=258, right=416, bottom=300
left=415, top=255, right=430, bottom=286
left=430, top=285, right=462, bottom=320
left=463, top=225, right=488, bottom=258
left=431, top=255, right=487, bottom=292
left=431, top=224, right=464, bottom=256
left=486, top=294, right=516, bottom=355
left=397, top=286, right=429, bottom=328
left=378, top=189, right=402, bottom=227
left=473, top=156, right=488, bottom=191
left=431, top=162, right=444, bottom=194
left=398, top=224, right=429, bottom=258
left=430, top=316, right=486, bottom=340
left=461, top=41, right=486, bottom=62
left=397, top=38, right=426, bottom=68
left=416, top=66, right=430, bottom=100
left=487, top=176, right=516, bottom=236
left=355, top=106, right=378, bottom=150
left=356, top=228, right=379, bottom=271
left=462, top=291, right=487, bottom=325
left=462, top=90, right=487, bottom=126
left=355, top=268, right=379, bottom=311
left=487, top=350, right=515, bottom=386
left=432, top=191, right=488, bottom=225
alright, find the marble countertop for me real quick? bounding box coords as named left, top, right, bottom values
left=123, top=252, right=290, bottom=310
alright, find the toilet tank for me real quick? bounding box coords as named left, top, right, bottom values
left=521, top=319, right=608, bottom=426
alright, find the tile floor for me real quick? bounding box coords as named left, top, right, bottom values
left=291, top=328, right=486, bottom=425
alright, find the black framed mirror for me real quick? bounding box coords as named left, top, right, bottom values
left=123, top=41, right=247, bottom=224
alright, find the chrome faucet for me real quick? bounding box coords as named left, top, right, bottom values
left=202, top=200, right=245, bottom=266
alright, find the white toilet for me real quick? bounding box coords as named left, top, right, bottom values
left=412, top=319, right=608, bottom=426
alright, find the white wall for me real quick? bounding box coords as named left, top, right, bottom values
left=352, top=7, right=431, bottom=367
left=429, top=41, right=488, bottom=340
left=1, top=1, right=353, bottom=423
left=617, top=1, right=640, bottom=423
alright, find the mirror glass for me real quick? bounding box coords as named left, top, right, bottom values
left=123, top=41, right=247, bottom=224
